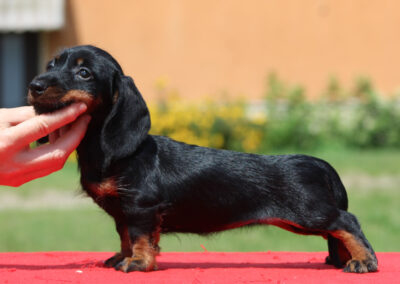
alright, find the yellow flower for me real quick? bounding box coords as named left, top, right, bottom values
left=148, top=88, right=266, bottom=152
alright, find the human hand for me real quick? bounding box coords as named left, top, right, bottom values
left=0, top=103, right=90, bottom=187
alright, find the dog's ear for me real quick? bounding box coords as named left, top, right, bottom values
left=101, top=75, right=151, bottom=169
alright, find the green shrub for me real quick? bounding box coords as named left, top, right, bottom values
left=261, top=74, right=400, bottom=151
left=149, top=74, right=400, bottom=152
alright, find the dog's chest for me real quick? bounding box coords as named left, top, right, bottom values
left=83, top=178, right=119, bottom=199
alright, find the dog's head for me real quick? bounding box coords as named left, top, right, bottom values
left=28, top=45, right=151, bottom=166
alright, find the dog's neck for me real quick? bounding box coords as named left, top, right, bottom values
left=76, top=117, right=149, bottom=183
left=76, top=118, right=107, bottom=183
left=76, top=104, right=151, bottom=183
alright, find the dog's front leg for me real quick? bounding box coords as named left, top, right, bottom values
left=113, top=232, right=158, bottom=272
left=104, top=221, right=132, bottom=268
left=105, top=217, right=160, bottom=272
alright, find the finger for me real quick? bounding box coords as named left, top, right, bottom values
left=8, top=103, right=87, bottom=149
left=0, top=106, right=35, bottom=126
left=49, top=130, right=60, bottom=144
left=49, top=124, right=69, bottom=144
left=15, top=115, right=91, bottom=171
left=53, top=114, right=90, bottom=152
left=59, top=125, right=70, bottom=137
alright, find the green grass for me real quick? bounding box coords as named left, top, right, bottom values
left=0, top=162, right=81, bottom=196
left=0, top=149, right=399, bottom=252
left=0, top=208, right=118, bottom=252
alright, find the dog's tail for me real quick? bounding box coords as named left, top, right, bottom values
left=316, top=158, right=348, bottom=211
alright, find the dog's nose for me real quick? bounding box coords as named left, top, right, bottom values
left=29, top=80, right=47, bottom=97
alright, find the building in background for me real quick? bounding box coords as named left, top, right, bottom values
left=0, top=0, right=64, bottom=107
left=1, top=0, right=400, bottom=107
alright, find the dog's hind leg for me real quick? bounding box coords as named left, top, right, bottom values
left=325, top=235, right=351, bottom=268
left=327, top=210, right=377, bottom=273
left=263, top=208, right=376, bottom=272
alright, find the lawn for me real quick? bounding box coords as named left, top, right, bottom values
left=0, top=149, right=399, bottom=253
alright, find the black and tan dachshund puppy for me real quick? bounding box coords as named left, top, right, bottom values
left=28, top=45, right=377, bottom=273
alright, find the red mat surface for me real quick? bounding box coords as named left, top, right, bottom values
left=0, top=251, right=398, bottom=283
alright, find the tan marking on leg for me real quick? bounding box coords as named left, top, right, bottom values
left=348, top=260, right=356, bottom=271
left=332, top=230, right=371, bottom=260
left=114, top=235, right=158, bottom=272
left=132, top=235, right=157, bottom=271
left=332, top=230, right=378, bottom=272
left=110, top=234, right=158, bottom=272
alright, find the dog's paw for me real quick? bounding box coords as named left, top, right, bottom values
left=325, top=255, right=344, bottom=268
left=325, top=256, right=336, bottom=266
left=104, top=252, right=125, bottom=268
left=114, top=256, right=156, bottom=273
left=343, top=259, right=378, bottom=273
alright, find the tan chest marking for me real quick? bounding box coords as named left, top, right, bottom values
left=86, top=178, right=119, bottom=198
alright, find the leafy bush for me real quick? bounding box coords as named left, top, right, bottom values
left=262, top=74, right=320, bottom=150
left=149, top=75, right=400, bottom=152
left=264, top=74, right=400, bottom=150
left=149, top=96, right=265, bottom=152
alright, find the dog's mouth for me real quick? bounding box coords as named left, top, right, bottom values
left=28, top=88, right=98, bottom=114
left=29, top=97, right=73, bottom=114
left=28, top=87, right=67, bottom=114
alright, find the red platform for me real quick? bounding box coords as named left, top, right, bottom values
left=0, top=252, right=398, bottom=283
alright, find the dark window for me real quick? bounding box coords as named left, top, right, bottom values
left=0, top=33, right=39, bottom=108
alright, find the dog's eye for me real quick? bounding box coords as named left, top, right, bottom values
left=77, top=68, right=92, bottom=80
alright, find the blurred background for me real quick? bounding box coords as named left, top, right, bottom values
left=0, top=0, right=399, bottom=253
